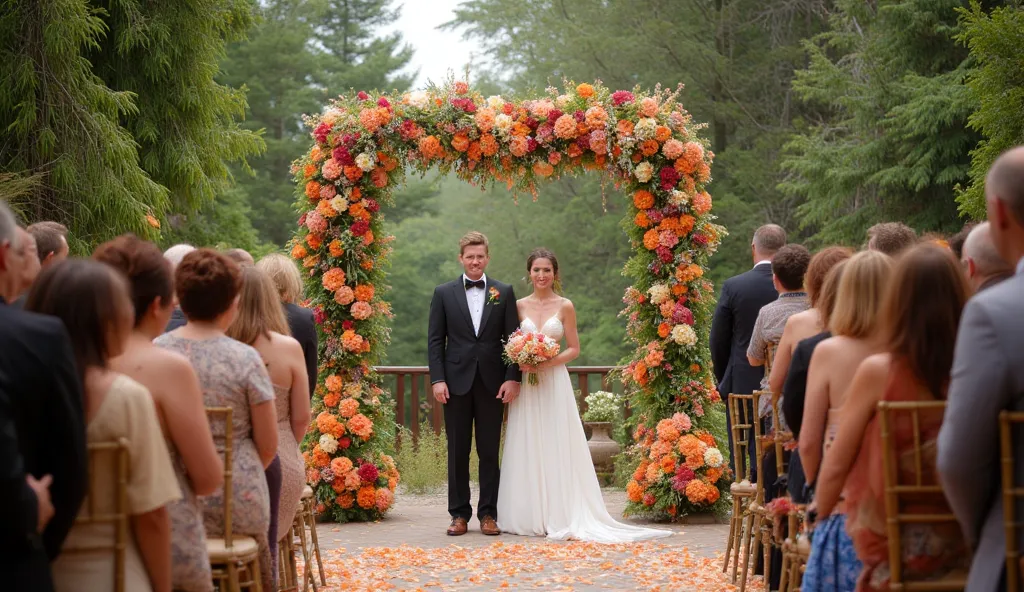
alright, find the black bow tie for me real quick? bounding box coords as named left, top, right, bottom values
left=464, top=278, right=485, bottom=290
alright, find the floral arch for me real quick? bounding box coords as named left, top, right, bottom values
left=291, top=80, right=729, bottom=523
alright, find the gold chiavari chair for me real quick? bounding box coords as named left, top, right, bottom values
left=277, top=520, right=298, bottom=592
left=61, top=438, right=132, bottom=592
left=724, top=392, right=758, bottom=584
left=296, top=486, right=326, bottom=590
left=999, top=411, right=1024, bottom=592
left=206, top=407, right=264, bottom=592
left=879, top=400, right=967, bottom=591
left=744, top=388, right=772, bottom=592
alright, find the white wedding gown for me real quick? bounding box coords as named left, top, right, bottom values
left=496, top=315, right=672, bottom=542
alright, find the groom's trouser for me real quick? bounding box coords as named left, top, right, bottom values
left=444, top=371, right=504, bottom=521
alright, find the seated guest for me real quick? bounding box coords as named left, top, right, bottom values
left=961, top=222, right=1013, bottom=293
left=256, top=253, right=318, bottom=396
left=161, top=244, right=194, bottom=333
left=800, top=251, right=893, bottom=592
left=939, top=146, right=1024, bottom=592
left=948, top=222, right=977, bottom=260
left=866, top=222, right=917, bottom=257
left=94, top=235, right=223, bottom=592
left=156, top=250, right=278, bottom=592
left=26, top=221, right=69, bottom=268
left=224, top=248, right=254, bottom=268
left=227, top=267, right=310, bottom=580
left=11, top=227, right=41, bottom=307
left=812, top=244, right=970, bottom=590
left=769, top=247, right=853, bottom=396
left=0, top=202, right=86, bottom=585
left=747, top=244, right=812, bottom=384
left=28, top=259, right=181, bottom=592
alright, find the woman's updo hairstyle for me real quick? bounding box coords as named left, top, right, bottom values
left=526, top=247, right=562, bottom=293
left=93, top=234, right=173, bottom=326
left=175, top=249, right=242, bottom=322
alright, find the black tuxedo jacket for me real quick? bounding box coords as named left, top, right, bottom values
left=709, top=263, right=778, bottom=396
left=284, top=302, right=318, bottom=397
left=164, top=306, right=186, bottom=333
left=427, top=277, right=521, bottom=397
left=0, top=301, right=87, bottom=563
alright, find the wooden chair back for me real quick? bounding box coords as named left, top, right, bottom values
left=752, top=389, right=769, bottom=498
left=205, top=406, right=235, bottom=547
left=728, top=393, right=756, bottom=483
left=764, top=341, right=778, bottom=378
left=878, top=400, right=966, bottom=590
left=999, top=411, right=1024, bottom=592
left=62, top=438, right=131, bottom=592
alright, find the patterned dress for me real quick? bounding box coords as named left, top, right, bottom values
left=156, top=334, right=276, bottom=592
left=275, top=384, right=305, bottom=543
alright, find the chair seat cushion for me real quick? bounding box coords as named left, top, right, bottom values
left=207, top=536, right=260, bottom=561
left=731, top=481, right=756, bottom=495
left=301, top=485, right=313, bottom=499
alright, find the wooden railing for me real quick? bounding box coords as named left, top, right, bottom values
left=376, top=366, right=626, bottom=441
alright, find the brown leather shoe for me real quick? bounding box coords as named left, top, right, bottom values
left=447, top=517, right=468, bottom=536
left=480, top=515, right=501, bottom=536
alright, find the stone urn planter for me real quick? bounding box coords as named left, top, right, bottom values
left=584, top=421, right=620, bottom=473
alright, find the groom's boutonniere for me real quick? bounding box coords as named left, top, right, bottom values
left=487, top=286, right=501, bottom=305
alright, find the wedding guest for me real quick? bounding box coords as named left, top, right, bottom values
left=224, top=248, right=254, bottom=268
left=28, top=259, right=181, bottom=592
left=960, top=222, right=1012, bottom=292
left=747, top=244, right=811, bottom=394
left=94, top=235, right=223, bottom=592
left=799, top=251, right=892, bottom=591
left=769, top=247, right=853, bottom=396
left=227, top=266, right=309, bottom=577
left=256, top=253, right=318, bottom=396
left=10, top=226, right=40, bottom=307
left=156, top=249, right=277, bottom=592
left=710, top=223, right=784, bottom=479
left=0, top=202, right=87, bottom=568
left=948, top=221, right=977, bottom=260
left=939, top=146, right=1024, bottom=592
left=812, top=244, right=969, bottom=591
left=162, top=244, right=195, bottom=333
left=866, top=222, right=917, bottom=257
left=26, top=221, right=69, bottom=267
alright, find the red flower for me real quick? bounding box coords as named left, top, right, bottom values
left=611, top=90, right=635, bottom=106
left=672, top=303, right=694, bottom=326
left=358, top=463, right=379, bottom=484
left=377, top=97, right=391, bottom=108
left=656, top=246, right=673, bottom=263
left=313, top=306, right=326, bottom=325
left=660, top=166, right=680, bottom=191
left=672, top=466, right=695, bottom=492
left=364, top=199, right=380, bottom=213
left=342, top=321, right=354, bottom=331
left=314, top=122, right=331, bottom=144
left=502, top=103, right=514, bottom=115
left=450, top=98, right=477, bottom=113
left=350, top=220, right=370, bottom=236
left=692, top=233, right=708, bottom=247
left=573, top=110, right=585, bottom=123
left=297, top=213, right=307, bottom=227
left=332, top=146, right=354, bottom=166
left=527, top=137, right=538, bottom=152
left=547, top=109, right=563, bottom=122
left=357, top=91, right=369, bottom=100
left=399, top=119, right=422, bottom=141
left=524, top=117, right=539, bottom=130
left=339, top=436, right=351, bottom=449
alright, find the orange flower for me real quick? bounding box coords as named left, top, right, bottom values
left=357, top=485, right=377, bottom=509
left=146, top=214, right=161, bottom=229
left=354, top=284, right=375, bottom=302
left=532, top=161, right=554, bottom=178
left=566, top=143, right=584, bottom=158
left=626, top=480, right=644, bottom=503
left=359, top=108, right=382, bottom=132
left=655, top=126, right=672, bottom=142
left=479, top=134, right=498, bottom=157
left=509, top=135, right=529, bottom=157
left=341, top=330, right=364, bottom=352
left=322, top=268, right=346, bottom=292
left=348, top=413, right=373, bottom=440
left=576, top=83, right=595, bottom=98
left=512, top=122, right=531, bottom=137
left=658, top=322, right=671, bottom=338
left=696, top=162, right=711, bottom=183
left=692, top=191, right=713, bottom=216
left=371, top=167, right=388, bottom=188
left=324, top=374, right=343, bottom=392
left=317, top=199, right=337, bottom=218
left=616, top=119, right=634, bottom=136
left=349, top=187, right=362, bottom=202
left=660, top=454, right=676, bottom=473
left=474, top=108, right=496, bottom=133
left=305, top=181, right=321, bottom=200
left=329, top=239, right=344, bottom=258
left=685, top=479, right=712, bottom=504
left=338, top=398, right=360, bottom=419
left=633, top=190, right=655, bottom=210
left=454, top=81, right=469, bottom=95
left=645, top=349, right=664, bottom=368
left=634, top=211, right=652, bottom=228
left=643, top=229, right=660, bottom=250
left=323, top=392, right=340, bottom=408
left=344, top=165, right=363, bottom=182
left=361, top=258, right=374, bottom=270
left=467, top=141, right=482, bottom=162
left=302, top=255, right=319, bottom=269
left=306, top=233, right=323, bottom=250
left=584, top=106, right=608, bottom=129
left=690, top=363, right=701, bottom=373
left=310, top=146, right=324, bottom=162
left=363, top=230, right=374, bottom=246
left=331, top=457, right=354, bottom=476
left=336, top=492, right=355, bottom=509
left=418, top=135, right=444, bottom=160
left=451, top=133, right=470, bottom=152
left=679, top=214, right=696, bottom=236
left=657, top=419, right=681, bottom=443
left=706, top=467, right=725, bottom=484
left=640, top=139, right=659, bottom=157
left=291, top=243, right=308, bottom=260
left=632, top=461, right=649, bottom=482
left=316, top=412, right=345, bottom=438
left=303, top=163, right=317, bottom=178
left=311, top=445, right=330, bottom=468
left=696, top=431, right=717, bottom=448
left=632, top=361, right=648, bottom=385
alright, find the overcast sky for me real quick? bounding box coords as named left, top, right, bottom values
left=385, top=0, right=484, bottom=89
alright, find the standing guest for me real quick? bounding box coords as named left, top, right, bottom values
left=94, top=235, right=223, bottom=592
left=156, top=250, right=278, bottom=592
left=256, top=253, right=318, bottom=397
left=939, top=146, right=1024, bottom=592
left=948, top=222, right=977, bottom=260
left=26, top=221, right=69, bottom=267
left=227, top=266, right=309, bottom=578
left=865, top=222, right=917, bottom=257
left=162, top=244, right=195, bottom=333
left=812, top=244, right=970, bottom=591
left=224, top=248, right=255, bottom=268
left=710, top=223, right=784, bottom=479
left=28, top=259, right=181, bottom=592
left=0, top=202, right=87, bottom=578
left=10, top=227, right=41, bottom=307
left=960, top=222, right=1013, bottom=293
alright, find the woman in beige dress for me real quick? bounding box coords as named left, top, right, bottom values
left=227, top=267, right=310, bottom=550
left=27, top=259, right=181, bottom=592
left=156, top=249, right=279, bottom=592
left=94, top=235, right=223, bottom=592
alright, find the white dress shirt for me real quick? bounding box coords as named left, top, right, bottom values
left=754, top=259, right=772, bottom=269
left=463, top=273, right=486, bottom=335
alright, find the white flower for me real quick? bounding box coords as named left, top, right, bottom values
left=669, top=190, right=689, bottom=207
left=355, top=152, right=376, bottom=172
left=704, top=447, right=724, bottom=468
left=330, top=196, right=347, bottom=213
left=634, top=117, right=658, bottom=140
left=648, top=283, right=671, bottom=305
left=407, top=90, right=430, bottom=109
left=319, top=434, right=338, bottom=454
left=634, top=161, right=654, bottom=183
left=556, top=94, right=571, bottom=108
left=494, top=113, right=514, bottom=137
left=486, top=95, right=504, bottom=110
left=671, top=324, right=697, bottom=346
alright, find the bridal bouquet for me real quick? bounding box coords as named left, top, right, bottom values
left=503, top=329, right=560, bottom=385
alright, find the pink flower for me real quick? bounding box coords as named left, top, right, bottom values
left=671, top=412, right=692, bottom=433
left=589, top=130, right=608, bottom=154
left=611, top=90, right=635, bottom=106
left=319, top=184, right=337, bottom=200
left=659, top=230, right=679, bottom=249
left=672, top=466, right=695, bottom=492
left=640, top=97, right=659, bottom=117
left=357, top=91, right=369, bottom=100
left=672, top=303, right=694, bottom=326
left=656, top=246, right=673, bottom=263
left=375, top=487, right=394, bottom=511
left=305, top=211, right=327, bottom=234
left=321, top=159, right=342, bottom=180
left=377, top=97, right=391, bottom=108
left=351, top=301, right=373, bottom=320
left=663, top=139, right=684, bottom=160
left=312, top=306, right=326, bottom=325
left=364, top=199, right=380, bottom=213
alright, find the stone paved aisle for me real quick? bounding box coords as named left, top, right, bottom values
left=300, top=487, right=758, bottom=591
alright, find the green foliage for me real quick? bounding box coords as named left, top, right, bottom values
left=582, top=390, right=624, bottom=423
left=394, top=426, right=448, bottom=494
left=955, top=1, right=1024, bottom=219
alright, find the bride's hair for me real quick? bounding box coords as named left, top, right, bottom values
left=526, top=247, right=562, bottom=293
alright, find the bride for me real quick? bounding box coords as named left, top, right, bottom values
left=497, top=248, right=671, bottom=543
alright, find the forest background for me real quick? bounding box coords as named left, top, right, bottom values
left=2, top=0, right=1022, bottom=369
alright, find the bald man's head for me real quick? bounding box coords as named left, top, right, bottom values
left=985, top=146, right=1024, bottom=263
left=963, top=222, right=1012, bottom=285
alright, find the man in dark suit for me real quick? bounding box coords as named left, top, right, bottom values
left=162, top=244, right=194, bottom=332
left=710, top=224, right=785, bottom=480
left=0, top=202, right=87, bottom=587
left=284, top=302, right=318, bottom=397
left=428, top=231, right=520, bottom=537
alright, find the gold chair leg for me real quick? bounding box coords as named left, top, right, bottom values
left=303, top=500, right=325, bottom=586
left=724, top=496, right=740, bottom=573
left=779, top=549, right=791, bottom=592
left=730, top=498, right=747, bottom=584
left=748, top=512, right=763, bottom=589
left=295, top=514, right=317, bottom=592
left=250, top=557, right=264, bottom=592
left=739, top=508, right=756, bottom=592
left=228, top=561, right=242, bottom=592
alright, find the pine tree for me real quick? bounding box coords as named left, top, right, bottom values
left=317, top=0, right=415, bottom=95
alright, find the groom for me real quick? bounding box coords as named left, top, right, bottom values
left=428, top=231, right=521, bottom=536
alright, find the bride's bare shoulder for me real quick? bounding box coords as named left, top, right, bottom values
left=559, top=297, right=576, bottom=314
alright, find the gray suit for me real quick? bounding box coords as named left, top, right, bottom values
left=938, top=271, right=1024, bottom=591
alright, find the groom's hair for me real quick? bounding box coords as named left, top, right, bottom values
left=459, top=231, right=489, bottom=255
